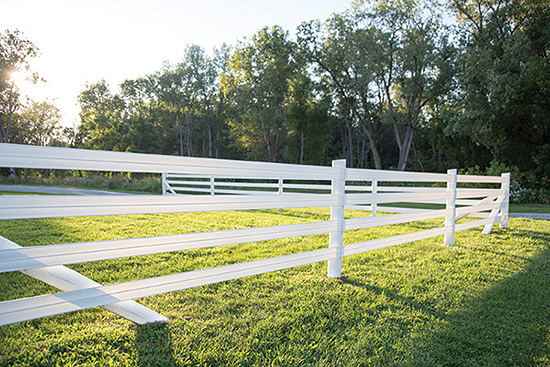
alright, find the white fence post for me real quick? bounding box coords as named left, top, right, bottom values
left=327, top=159, right=346, bottom=278
left=278, top=177, right=283, bottom=194
left=500, top=173, right=510, bottom=229
left=444, top=169, right=457, bottom=246
left=210, top=175, right=215, bottom=196
left=162, top=172, right=167, bottom=195
left=371, top=179, right=378, bottom=216
left=483, top=173, right=510, bottom=235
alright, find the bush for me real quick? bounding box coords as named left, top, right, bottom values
left=510, top=181, right=550, bottom=204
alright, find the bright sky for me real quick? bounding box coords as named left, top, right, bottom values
left=1, top=0, right=353, bottom=127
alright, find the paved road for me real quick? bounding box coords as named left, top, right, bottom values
left=0, top=184, right=137, bottom=195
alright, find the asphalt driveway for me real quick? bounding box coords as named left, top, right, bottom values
left=0, top=185, right=135, bottom=195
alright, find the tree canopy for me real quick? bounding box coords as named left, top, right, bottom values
left=0, top=29, right=39, bottom=144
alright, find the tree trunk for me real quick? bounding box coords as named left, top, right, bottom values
left=346, top=119, right=354, bottom=168
left=359, top=122, right=382, bottom=170
left=4, top=81, right=18, bottom=144
left=215, top=129, right=219, bottom=158
left=300, top=133, right=304, bottom=164
left=397, top=125, right=414, bottom=171
left=178, top=131, right=184, bottom=156
left=208, top=120, right=212, bottom=158
left=185, top=115, right=193, bottom=157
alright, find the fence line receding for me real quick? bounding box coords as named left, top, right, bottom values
left=0, top=144, right=510, bottom=326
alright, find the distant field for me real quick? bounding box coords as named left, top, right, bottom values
left=0, top=208, right=549, bottom=366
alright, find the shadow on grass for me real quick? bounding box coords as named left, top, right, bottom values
left=135, top=321, right=176, bottom=367
left=405, top=230, right=550, bottom=366
left=342, top=278, right=448, bottom=322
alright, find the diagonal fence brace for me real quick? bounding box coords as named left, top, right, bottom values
left=0, top=236, right=168, bottom=325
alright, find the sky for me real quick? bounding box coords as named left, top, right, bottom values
left=1, top=0, right=354, bottom=127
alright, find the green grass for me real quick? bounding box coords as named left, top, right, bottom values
left=0, top=174, right=162, bottom=195
left=0, top=191, right=67, bottom=196
left=510, top=204, right=550, bottom=213
left=0, top=208, right=549, bottom=366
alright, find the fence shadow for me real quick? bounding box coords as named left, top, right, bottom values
left=339, top=227, right=550, bottom=365
left=342, top=278, right=448, bottom=323
left=404, top=229, right=550, bottom=365
left=135, top=321, right=176, bottom=367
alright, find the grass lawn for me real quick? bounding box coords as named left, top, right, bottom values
left=510, top=204, right=550, bottom=213
left=0, top=207, right=549, bottom=366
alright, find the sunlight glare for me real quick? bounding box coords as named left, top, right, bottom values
left=9, top=70, right=28, bottom=87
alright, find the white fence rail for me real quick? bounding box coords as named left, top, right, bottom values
left=0, top=144, right=510, bottom=326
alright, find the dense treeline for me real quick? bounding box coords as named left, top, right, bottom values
left=1, top=0, right=549, bottom=198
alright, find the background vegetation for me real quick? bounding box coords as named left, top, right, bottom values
left=1, top=0, right=549, bottom=202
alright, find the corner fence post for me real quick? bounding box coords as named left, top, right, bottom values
left=161, top=172, right=167, bottom=196
left=328, top=159, right=346, bottom=278
left=500, top=173, right=511, bottom=229
left=444, top=169, right=457, bottom=246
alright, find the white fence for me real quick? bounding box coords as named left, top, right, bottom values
left=0, top=144, right=510, bottom=326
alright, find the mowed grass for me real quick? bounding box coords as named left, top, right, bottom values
left=0, top=208, right=549, bottom=366
left=510, top=204, right=550, bottom=213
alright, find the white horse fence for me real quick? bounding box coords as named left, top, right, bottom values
left=0, top=144, right=510, bottom=326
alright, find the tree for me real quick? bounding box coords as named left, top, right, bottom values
left=284, top=73, right=332, bottom=165
left=298, top=0, right=456, bottom=170
left=447, top=0, right=550, bottom=185
left=0, top=29, right=39, bottom=143
left=298, top=17, right=385, bottom=168
left=78, top=80, right=127, bottom=151
left=144, top=45, right=221, bottom=157
left=365, top=0, right=457, bottom=170
left=76, top=44, right=234, bottom=157
left=10, top=99, right=62, bottom=146
left=222, top=26, right=297, bottom=162
left=180, top=45, right=219, bottom=157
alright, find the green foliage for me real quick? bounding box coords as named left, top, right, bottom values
left=446, top=0, right=550, bottom=182
left=6, top=0, right=548, bottom=200
left=284, top=74, right=332, bottom=165
left=10, top=99, right=62, bottom=146
left=458, top=160, right=550, bottom=204
left=77, top=80, right=127, bottom=151
left=0, top=29, right=40, bottom=144
left=459, top=160, right=518, bottom=178
left=76, top=45, right=230, bottom=158
left=222, top=26, right=297, bottom=162
left=0, top=209, right=549, bottom=365
left=297, top=0, right=457, bottom=170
